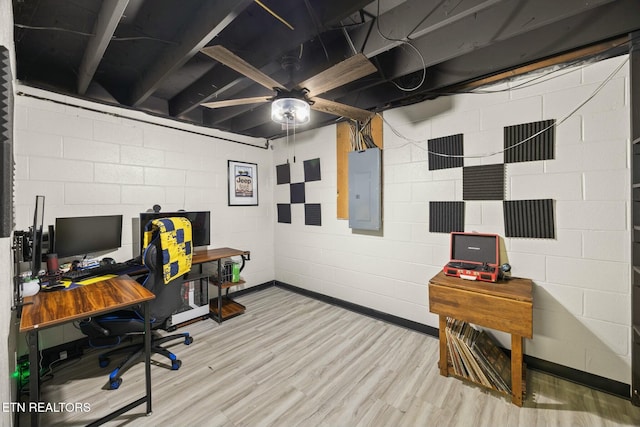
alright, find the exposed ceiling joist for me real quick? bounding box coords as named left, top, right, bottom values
left=351, top=0, right=505, bottom=57
left=77, top=0, right=129, bottom=94
left=127, top=0, right=254, bottom=106
left=370, top=0, right=619, bottom=80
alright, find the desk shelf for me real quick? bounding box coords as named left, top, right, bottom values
left=209, top=296, right=245, bottom=320
left=209, top=278, right=246, bottom=322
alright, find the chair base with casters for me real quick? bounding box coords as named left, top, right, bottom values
left=89, top=330, right=193, bottom=389
left=79, top=219, right=196, bottom=389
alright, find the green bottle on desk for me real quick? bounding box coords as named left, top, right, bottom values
left=232, top=263, right=240, bottom=282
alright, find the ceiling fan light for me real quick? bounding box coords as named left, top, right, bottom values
left=271, top=97, right=310, bottom=125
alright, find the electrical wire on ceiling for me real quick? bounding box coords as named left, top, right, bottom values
left=374, top=0, right=426, bottom=92
left=381, top=55, right=629, bottom=159
left=13, top=23, right=178, bottom=44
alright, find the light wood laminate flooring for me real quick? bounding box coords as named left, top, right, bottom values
left=24, top=287, right=640, bottom=426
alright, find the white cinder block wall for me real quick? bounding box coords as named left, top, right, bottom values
left=273, top=55, right=632, bottom=384
left=13, top=88, right=276, bottom=350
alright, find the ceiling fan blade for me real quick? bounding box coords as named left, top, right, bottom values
left=298, top=53, right=377, bottom=98
left=310, top=98, right=374, bottom=123
left=201, top=45, right=286, bottom=92
left=201, top=96, right=272, bottom=109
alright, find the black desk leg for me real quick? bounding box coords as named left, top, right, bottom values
left=143, top=300, right=152, bottom=414
left=88, top=301, right=153, bottom=426
left=217, top=259, right=222, bottom=323
left=28, top=329, right=39, bottom=427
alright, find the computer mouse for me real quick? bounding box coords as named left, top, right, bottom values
left=101, top=257, right=116, bottom=266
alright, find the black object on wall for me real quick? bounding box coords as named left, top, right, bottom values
left=428, top=134, right=464, bottom=170
left=277, top=204, right=291, bottom=224
left=463, top=164, right=505, bottom=200
left=504, top=119, right=555, bottom=163
left=304, top=204, right=322, bottom=226
left=290, top=183, right=306, bottom=204
left=303, top=158, right=321, bottom=182
left=429, top=201, right=464, bottom=233
left=503, top=199, right=555, bottom=238
left=276, top=163, right=291, bottom=184
left=0, top=46, right=13, bottom=237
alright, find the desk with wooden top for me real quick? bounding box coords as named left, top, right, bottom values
left=19, top=276, right=155, bottom=427
left=428, top=271, right=533, bottom=406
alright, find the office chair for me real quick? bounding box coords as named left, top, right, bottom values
left=79, top=222, right=194, bottom=390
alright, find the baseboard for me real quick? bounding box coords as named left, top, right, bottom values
left=274, top=281, right=439, bottom=337
left=522, top=353, right=630, bottom=399
left=273, top=280, right=631, bottom=401
left=228, top=280, right=275, bottom=298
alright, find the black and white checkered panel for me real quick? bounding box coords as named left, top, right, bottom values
left=276, top=158, right=322, bottom=225
left=427, top=118, right=557, bottom=239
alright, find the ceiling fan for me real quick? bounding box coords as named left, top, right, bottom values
left=199, top=45, right=377, bottom=125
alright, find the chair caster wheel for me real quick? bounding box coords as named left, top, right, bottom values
left=184, top=336, right=193, bottom=345
left=109, top=378, right=122, bottom=390
left=99, top=358, right=110, bottom=368
left=171, top=360, right=182, bottom=370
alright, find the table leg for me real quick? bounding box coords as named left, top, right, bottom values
left=28, top=329, right=39, bottom=427
left=143, top=300, right=152, bottom=414
left=438, top=315, right=448, bottom=376
left=511, top=334, right=523, bottom=406
left=217, top=259, right=222, bottom=323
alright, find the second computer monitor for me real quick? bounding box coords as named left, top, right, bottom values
left=139, top=211, right=211, bottom=249
left=54, top=215, right=123, bottom=259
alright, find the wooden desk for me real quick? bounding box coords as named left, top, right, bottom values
left=19, top=276, right=155, bottom=427
left=428, top=271, right=533, bottom=406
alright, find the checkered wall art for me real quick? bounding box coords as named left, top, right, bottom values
left=429, top=119, right=556, bottom=238
left=276, top=158, right=322, bottom=226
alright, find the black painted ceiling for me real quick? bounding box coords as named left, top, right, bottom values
left=11, top=0, right=640, bottom=139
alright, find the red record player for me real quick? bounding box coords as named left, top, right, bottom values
left=443, top=232, right=500, bottom=282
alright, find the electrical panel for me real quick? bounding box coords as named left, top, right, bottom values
left=348, top=148, right=381, bottom=230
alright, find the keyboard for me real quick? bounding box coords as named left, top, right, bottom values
left=61, top=262, right=135, bottom=281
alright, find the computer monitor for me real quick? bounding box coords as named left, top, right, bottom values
left=139, top=211, right=210, bottom=249
left=54, top=215, right=123, bottom=258
left=30, top=195, right=45, bottom=277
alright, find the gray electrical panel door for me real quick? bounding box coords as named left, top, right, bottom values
left=348, top=148, right=381, bottom=230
